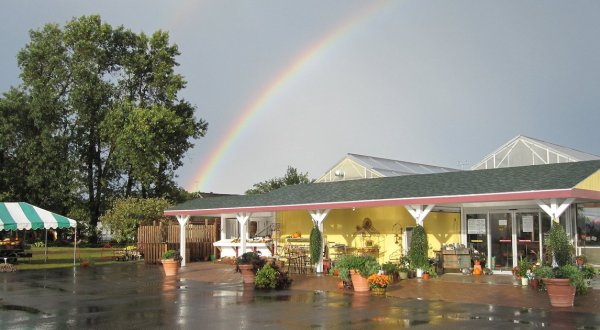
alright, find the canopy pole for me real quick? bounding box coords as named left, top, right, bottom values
left=45, top=229, right=48, bottom=263
left=73, top=225, right=77, bottom=266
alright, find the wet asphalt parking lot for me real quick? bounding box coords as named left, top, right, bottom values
left=1, top=263, right=599, bottom=329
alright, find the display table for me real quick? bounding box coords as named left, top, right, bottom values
left=440, top=248, right=471, bottom=271
left=213, top=239, right=273, bottom=258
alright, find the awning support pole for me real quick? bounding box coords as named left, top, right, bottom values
left=45, top=229, right=48, bottom=263
left=309, top=209, right=330, bottom=273
left=405, top=204, right=435, bottom=226
left=73, top=225, right=77, bottom=266
left=236, top=213, right=251, bottom=257
left=177, top=215, right=190, bottom=267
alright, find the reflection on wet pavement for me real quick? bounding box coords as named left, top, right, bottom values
left=0, top=263, right=599, bottom=329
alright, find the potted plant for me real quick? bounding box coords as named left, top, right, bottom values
left=516, top=258, right=531, bottom=286
left=575, top=255, right=587, bottom=266
left=381, top=262, right=399, bottom=282
left=542, top=223, right=587, bottom=307
left=161, top=250, right=181, bottom=276
left=398, top=255, right=410, bottom=280
left=408, top=225, right=429, bottom=278
left=581, top=264, right=597, bottom=288
left=335, top=254, right=380, bottom=292
left=236, top=251, right=264, bottom=284
left=367, top=273, right=390, bottom=295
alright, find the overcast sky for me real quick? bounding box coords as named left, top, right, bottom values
left=2, top=1, right=599, bottom=194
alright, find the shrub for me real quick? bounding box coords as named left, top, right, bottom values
left=161, top=250, right=180, bottom=260
left=334, top=255, right=380, bottom=282
left=381, top=262, right=399, bottom=275
left=255, top=264, right=277, bottom=289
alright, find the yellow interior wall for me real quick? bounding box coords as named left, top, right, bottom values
left=276, top=206, right=461, bottom=263
left=575, top=170, right=600, bottom=191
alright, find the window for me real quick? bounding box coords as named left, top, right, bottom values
left=577, top=204, right=600, bottom=247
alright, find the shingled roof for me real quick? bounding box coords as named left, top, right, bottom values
left=166, top=160, right=600, bottom=215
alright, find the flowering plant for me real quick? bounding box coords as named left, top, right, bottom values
left=367, top=274, right=390, bottom=289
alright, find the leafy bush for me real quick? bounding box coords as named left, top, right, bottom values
left=254, top=262, right=292, bottom=290
left=334, top=254, right=380, bottom=282
left=581, top=264, right=597, bottom=280
left=161, top=250, right=180, bottom=260
left=381, top=262, right=399, bottom=275
left=255, top=264, right=277, bottom=289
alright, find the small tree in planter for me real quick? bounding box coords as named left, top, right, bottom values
left=381, top=262, right=399, bottom=282
left=408, top=225, right=429, bottom=277
left=161, top=250, right=181, bottom=276
left=542, top=222, right=587, bottom=307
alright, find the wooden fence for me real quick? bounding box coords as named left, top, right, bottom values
left=138, top=222, right=218, bottom=264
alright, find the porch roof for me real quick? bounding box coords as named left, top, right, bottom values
left=165, top=160, right=600, bottom=216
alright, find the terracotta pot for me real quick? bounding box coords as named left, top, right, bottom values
left=161, top=259, right=180, bottom=276
left=337, top=281, right=345, bottom=289
left=530, top=278, right=540, bottom=290
left=349, top=269, right=370, bottom=292
left=544, top=278, right=575, bottom=307
left=422, top=273, right=430, bottom=280
left=238, top=264, right=255, bottom=284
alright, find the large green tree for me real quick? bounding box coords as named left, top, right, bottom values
left=1, top=15, right=207, bottom=240
left=245, top=166, right=313, bottom=195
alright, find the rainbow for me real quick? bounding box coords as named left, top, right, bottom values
left=187, top=1, right=392, bottom=192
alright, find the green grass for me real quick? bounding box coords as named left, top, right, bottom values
left=13, top=246, right=142, bottom=270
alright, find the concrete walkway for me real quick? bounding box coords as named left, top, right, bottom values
left=181, top=261, right=600, bottom=314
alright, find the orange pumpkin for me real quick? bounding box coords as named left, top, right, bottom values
left=292, top=232, right=301, bottom=238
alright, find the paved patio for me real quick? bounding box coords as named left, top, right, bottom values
left=1, top=261, right=599, bottom=328
left=181, top=261, right=600, bottom=314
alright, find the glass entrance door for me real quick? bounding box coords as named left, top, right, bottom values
left=515, top=212, right=540, bottom=264
left=490, top=212, right=512, bottom=272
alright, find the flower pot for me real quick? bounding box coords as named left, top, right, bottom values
left=161, top=259, right=180, bottom=276
left=238, top=264, right=255, bottom=284
left=399, top=271, right=408, bottom=280
left=530, top=278, right=540, bottom=290
left=422, top=273, right=430, bottom=280
left=521, top=277, right=528, bottom=286
left=544, top=278, right=576, bottom=307
left=416, top=268, right=423, bottom=278
left=337, top=281, right=345, bottom=289
left=371, top=287, right=386, bottom=295
left=350, top=269, right=370, bottom=292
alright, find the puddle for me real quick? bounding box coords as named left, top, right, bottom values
left=0, top=304, right=45, bottom=315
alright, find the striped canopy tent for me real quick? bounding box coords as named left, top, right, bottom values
left=0, top=202, right=78, bottom=264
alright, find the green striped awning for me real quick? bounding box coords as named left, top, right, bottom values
left=0, top=202, right=77, bottom=231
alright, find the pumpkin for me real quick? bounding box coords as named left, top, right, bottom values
left=292, top=232, right=301, bottom=238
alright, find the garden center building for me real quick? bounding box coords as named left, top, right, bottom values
left=165, top=136, right=600, bottom=273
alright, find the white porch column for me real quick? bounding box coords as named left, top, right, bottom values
left=236, top=213, right=251, bottom=256
left=405, top=204, right=435, bottom=226
left=536, top=198, right=575, bottom=223
left=309, top=209, right=330, bottom=273
left=176, top=215, right=190, bottom=267
left=220, top=215, right=226, bottom=240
